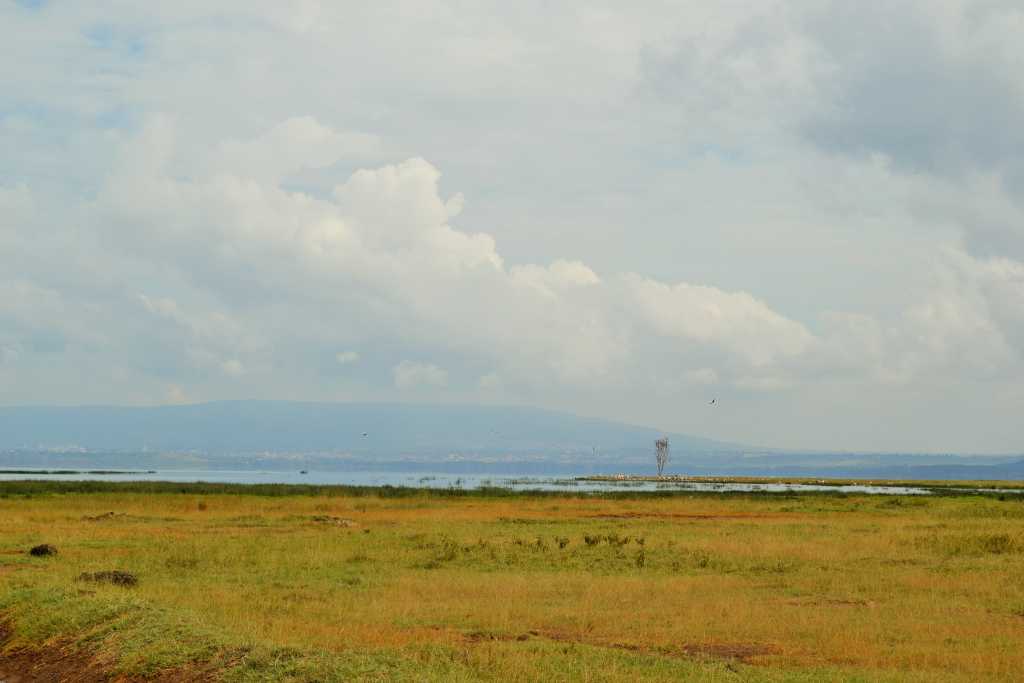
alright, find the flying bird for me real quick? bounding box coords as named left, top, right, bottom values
left=709, top=398, right=716, bottom=405
left=361, top=432, right=368, bottom=437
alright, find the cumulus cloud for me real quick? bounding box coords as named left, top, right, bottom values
left=336, top=351, right=360, bottom=364
left=624, top=275, right=815, bottom=367
left=0, top=183, right=32, bottom=220
left=208, top=116, right=381, bottom=184
left=510, top=260, right=601, bottom=298
left=478, top=372, right=503, bottom=391
left=91, top=120, right=827, bottom=389
left=393, top=361, right=448, bottom=390
left=801, top=2, right=1024, bottom=179
left=165, top=384, right=191, bottom=405
left=221, top=359, right=245, bottom=376
left=684, top=368, right=718, bottom=386
left=7, top=112, right=1024, bottom=447
left=0, top=281, right=99, bottom=357
left=2, top=2, right=1023, bottom=450
left=782, top=3, right=1024, bottom=279
left=136, top=293, right=262, bottom=377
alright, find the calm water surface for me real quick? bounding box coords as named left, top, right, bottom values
left=0, top=468, right=933, bottom=494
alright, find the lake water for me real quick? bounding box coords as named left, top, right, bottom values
left=0, top=468, right=934, bottom=495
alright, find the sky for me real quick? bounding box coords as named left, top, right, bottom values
left=1, top=1, right=1023, bottom=453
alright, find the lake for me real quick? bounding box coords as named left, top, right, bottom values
left=0, top=468, right=934, bottom=494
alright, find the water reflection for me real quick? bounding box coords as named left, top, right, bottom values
left=0, top=469, right=936, bottom=494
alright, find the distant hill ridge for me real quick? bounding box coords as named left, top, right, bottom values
left=0, top=400, right=738, bottom=455
left=4, top=402, right=1021, bottom=480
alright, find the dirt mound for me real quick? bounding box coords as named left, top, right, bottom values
left=537, top=629, right=778, bottom=664
left=77, top=570, right=138, bottom=587
left=0, top=637, right=220, bottom=682
left=28, top=544, right=57, bottom=557
left=2, top=618, right=230, bottom=682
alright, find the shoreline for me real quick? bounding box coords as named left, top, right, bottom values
left=0, top=468, right=156, bottom=475
left=0, top=478, right=1021, bottom=498
left=576, top=473, right=1024, bottom=490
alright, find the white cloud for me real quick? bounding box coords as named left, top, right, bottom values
left=685, top=368, right=718, bottom=385
left=0, top=345, right=18, bottom=366
left=393, top=361, right=448, bottom=390
left=624, top=275, right=815, bottom=367
left=208, top=116, right=381, bottom=184
left=6, top=111, right=1023, bottom=449
left=0, top=183, right=32, bottom=220
left=479, top=372, right=503, bottom=390
left=137, top=294, right=262, bottom=376
left=511, top=259, right=601, bottom=298
left=2, top=2, right=1024, bottom=451
left=165, top=384, right=191, bottom=405
left=221, top=359, right=245, bottom=376
left=93, top=122, right=825, bottom=390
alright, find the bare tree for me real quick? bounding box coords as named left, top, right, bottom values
left=655, top=437, right=670, bottom=476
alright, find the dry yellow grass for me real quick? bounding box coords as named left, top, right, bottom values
left=2, top=485, right=1024, bottom=680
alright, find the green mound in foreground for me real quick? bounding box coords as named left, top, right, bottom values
left=2, top=481, right=1023, bottom=681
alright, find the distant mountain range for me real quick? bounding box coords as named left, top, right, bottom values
left=1, top=401, right=1021, bottom=480
left=0, top=400, right=735, bottom=455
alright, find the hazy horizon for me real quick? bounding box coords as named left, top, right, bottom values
left=3, top=3, right=1023, bottom=454
left=2, top=399, right=1022, bottom=458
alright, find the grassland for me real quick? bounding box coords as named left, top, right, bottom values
left=2, top=481, right=1024, bottom=681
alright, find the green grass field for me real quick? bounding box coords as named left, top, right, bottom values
left=2, top=481, right=1024, bottom=681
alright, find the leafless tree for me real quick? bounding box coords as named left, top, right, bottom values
left=655, top=437, right=670, bottom=476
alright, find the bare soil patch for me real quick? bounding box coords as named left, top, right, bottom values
left=677, top=642, right=779, bottom=661
left=536, top=629, right=778, bottom=663
left=587, top=512, right=788, bottom=521
left=786, top=598, right=874, bottom=608
left=462, top=629, right=530, bottom=643
left=0, top=622, right=226, bottom=682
